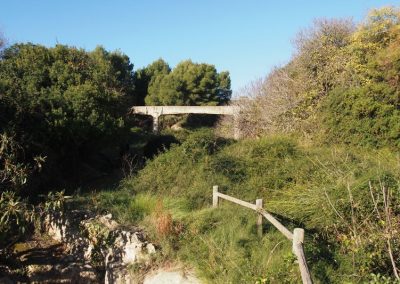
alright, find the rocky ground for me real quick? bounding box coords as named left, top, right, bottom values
left=0, top=236, right=100, bottom=283
left=0, top=211, right=200, bottom=284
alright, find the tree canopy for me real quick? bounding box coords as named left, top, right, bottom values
left=134, top=58, right=171, bottom=105
left=142, top=60, right=231, bottom=106
left=0, top=43, right=136, bottom=191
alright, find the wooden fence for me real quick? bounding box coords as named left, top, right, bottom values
left=212, top=185, right=312, bottom=284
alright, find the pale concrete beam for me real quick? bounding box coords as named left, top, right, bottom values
left=131, top=106, right=238, bottom=116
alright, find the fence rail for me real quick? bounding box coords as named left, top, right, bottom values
left=212, top=185, right=312, bottom=284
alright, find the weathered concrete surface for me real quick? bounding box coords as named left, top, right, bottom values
left=131, top=105, right=238, bottom=117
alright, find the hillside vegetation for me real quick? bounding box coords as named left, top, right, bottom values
left=0, top=39, right=231, bottom=248
left=92, top=130, right=399, bottom=283
left=1, top=5, right=400, bottom=284
left=230, top=7, right=400, bottom=149
left=89, top=7, right=400, bottom=283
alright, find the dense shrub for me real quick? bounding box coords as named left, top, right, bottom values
left=0, top=43, right=135, bottom=191
left=0, top=191, right=33, bottom=247
left=322, top=83, right=400, bottom=147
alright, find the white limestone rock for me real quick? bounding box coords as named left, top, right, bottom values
left=143, top=269, right=201, bottom=284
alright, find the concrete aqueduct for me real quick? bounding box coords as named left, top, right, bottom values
left=130, top=105, right=240, bottom=139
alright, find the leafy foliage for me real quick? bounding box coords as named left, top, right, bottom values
left=320, top=8, right=400, bottom=147
left=145, top=60, right=231, bottom=106
left=0, top=43, right=135, bottom=191
left=1, top=133, right=39, bottom=194
left=322, top=83, right=400, bottom=147
left=134, top=58, right=171, bottom=105
left=0, top=191, right=33, bottom=246
left=0, top=190, right=67, bottom=248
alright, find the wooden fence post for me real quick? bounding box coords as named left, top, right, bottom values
left=209, top=190, right=312, bottom=283
left=293, top=228, right=312, bottom=284
left=213, top=185, right=219, bottom=208
left=256, top=199, right=263, bottom=237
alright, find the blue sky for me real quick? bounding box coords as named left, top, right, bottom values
left=0, top=0, right=397, bottom=93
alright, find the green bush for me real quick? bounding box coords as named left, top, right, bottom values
left=0, top=43, right=135, bottom=192
left=0, top=191, right=33, bottom=247
left=0, top=190, right=67, bottom=248
left=322, top=83, right=400, bottom=148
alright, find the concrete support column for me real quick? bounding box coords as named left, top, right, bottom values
left=152, top=114, right=160, bottom=133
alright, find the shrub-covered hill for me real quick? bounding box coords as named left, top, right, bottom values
left=0, top=41, right=232, bottom=253
left=232, top=7, right=400, bottom=149
left=2, top=5, right=400, bottom=284
left=90, top=129, right=400, bottom=283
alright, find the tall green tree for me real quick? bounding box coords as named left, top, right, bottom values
left=145, top=60, right=231, bottom=106
left=134, top=59, right=170, bottom=105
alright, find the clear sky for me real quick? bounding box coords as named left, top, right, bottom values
left=0, top=0, right=398, bottom=93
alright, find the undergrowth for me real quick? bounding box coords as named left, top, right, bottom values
left=86, top=129, right=400, bottom=283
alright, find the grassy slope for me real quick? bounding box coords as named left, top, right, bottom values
left=86, top=129, right=400, bottom=283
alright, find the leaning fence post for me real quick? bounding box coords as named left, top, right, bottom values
left=213, top=185, right=219, bottom=208
left=256, top=198, right=263, bottom=236
left=293, top=228, right=312, bottom=284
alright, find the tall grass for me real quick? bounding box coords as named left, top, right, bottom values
left=87, top=129, right=400, bottom=283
